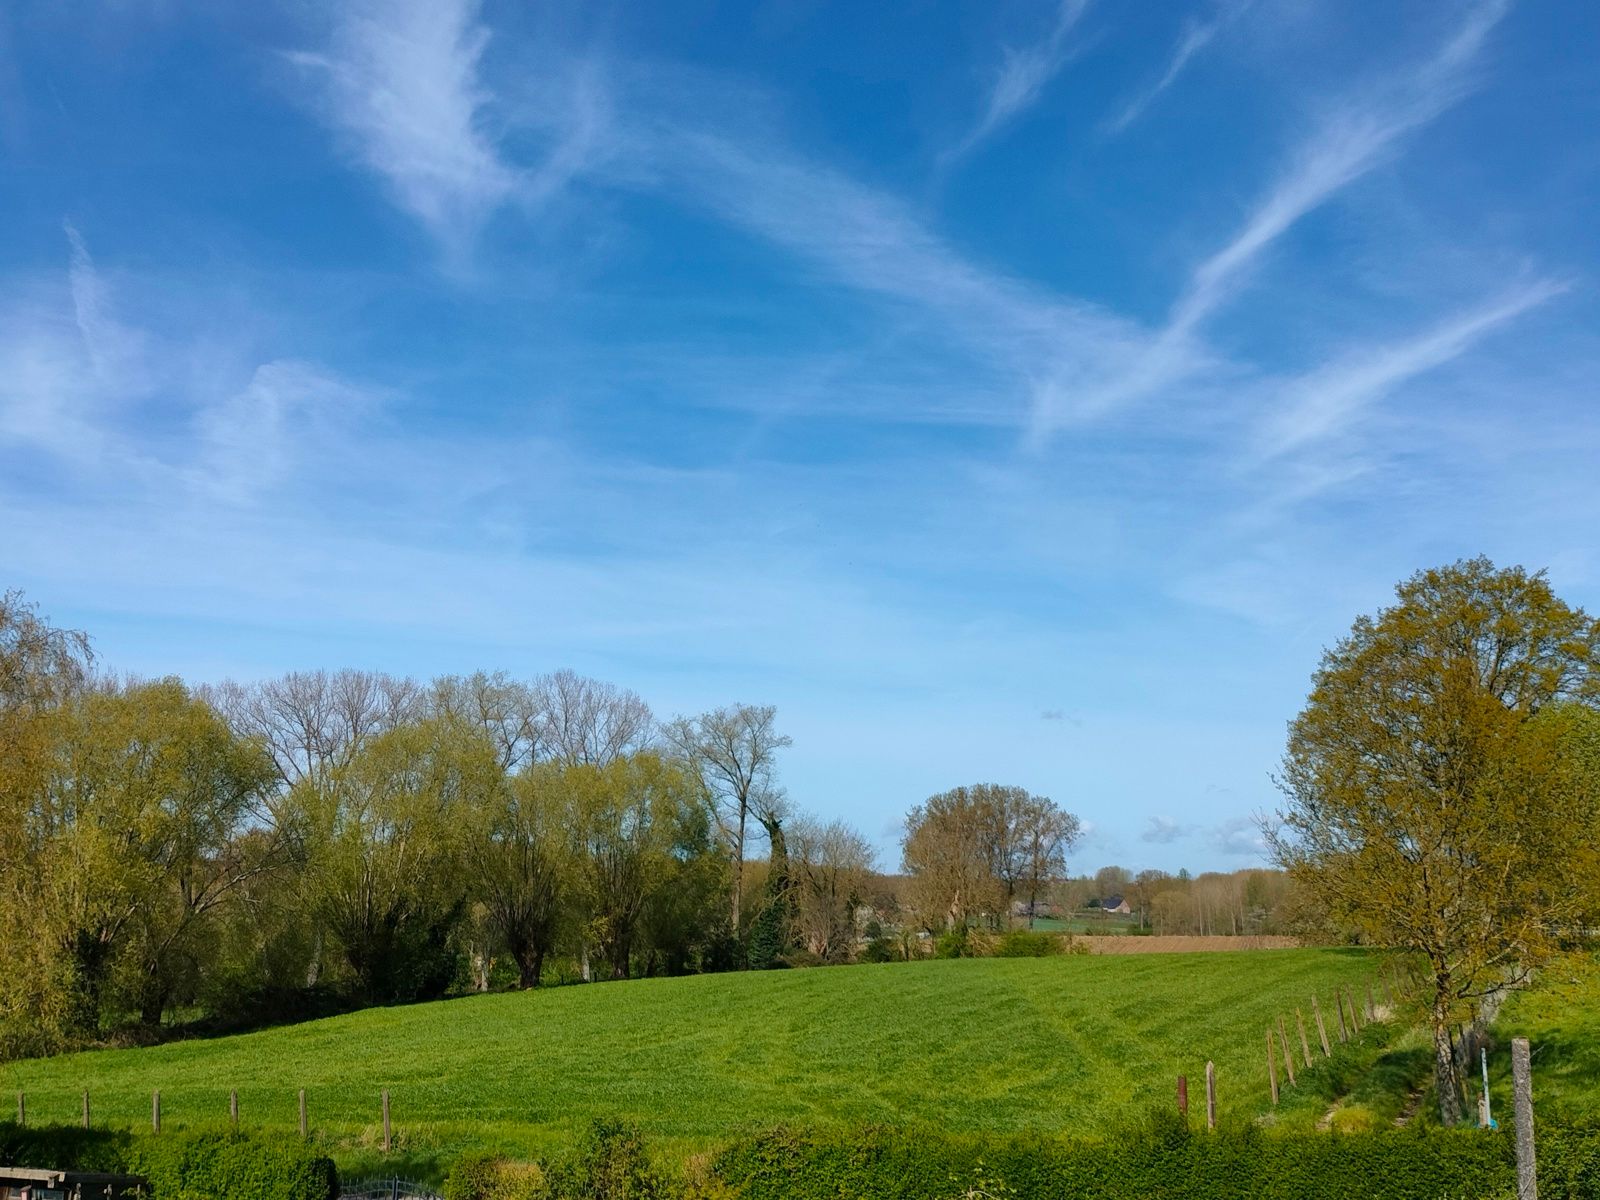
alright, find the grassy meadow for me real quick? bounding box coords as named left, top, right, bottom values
left=4, top=948, right=1382, bottom=1164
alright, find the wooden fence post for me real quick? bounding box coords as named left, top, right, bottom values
left=1346, top=986, right=1362, bottom=1034
left=229, top=1089, right=238, bottom=1128
left=382, top=1090, right=391, bottom=1153
left=299, top=1089, right=308, bottom=1140
left=1267, top=1031, right=1279, bottom=1105
left=15, top=1091, right=23, bottom=1127
left=1513, top=1037, right=1536, bottom=1200
left=1366, top=980, right=1377, bottom=1021
left=1277, top=1017, right=1297, bottom=1086
left=1205, top=1060, right=1217, bottom=1131
left=82, top=1091, right=90, bottom=1130
left=152, top=1090, right=160, bottom=1135
left=1295, top=1009, right=1312, bottom=1068
left=1335, top=991, right=1349, bottom=1043
left=1311, top=996, right=1331, bottom=1057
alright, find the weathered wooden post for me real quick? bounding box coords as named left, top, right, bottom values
left=299, top=1089, right=308, bottom=1140
left=1346, top=986, right=1362, bottom=1034
left=382, top=1090, right=391, bottom=1153
left=1277, top=1016, right=1297, bottom=1086
left=152, top=1090, right=160, bottom=1135
left=82, top=1091, right=90, bottom=1130
left=1366, top=980, right=1377, bottom=1021
left=1267, top=1031, right=1279, bottom=1105
left=1311, top=996, right=1331, bottom=1057
left=1205, top=1060, right=1217, bottom=1131
left=15, top=1091, right=23, bottom=1127
left=1295, top=1009, right=1312, bottom=1068
left=1513, top=1037, right=1536, bottom=1200
left=230, top=1089, right=238, bottom=1128
left=1335, top=991, right=1349, bottom=1043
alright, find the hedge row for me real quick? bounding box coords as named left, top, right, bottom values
left=710, top=1118, right=1600, bottom=1200
left=0, top=1122, right=337, bottom=1200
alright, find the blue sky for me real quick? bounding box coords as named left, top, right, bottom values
left=3, top=0, right=1598, bottom=873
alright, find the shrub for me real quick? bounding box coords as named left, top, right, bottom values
left=709, top=1121, right=1600, bottom=1200
left=131, top=1128, right=337, bottom=1200
left=0, top=1123, right=335, bottom=1200
left=933, top=928, right=976, bottom=959
left=548, top=1118, right=668, bottom=1199
left=994, top=931, right=1064, bottom=958
left=861, top=937, right=898, bottom=963
left=444, top=1149, right=503, bottom=1200
left=445, top=1150, right=544, bottom=1200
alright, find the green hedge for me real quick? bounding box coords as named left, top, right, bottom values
left=0, top=1123, right=337, bottom=1200
left=711, top=1119, right=1600, bottom=1200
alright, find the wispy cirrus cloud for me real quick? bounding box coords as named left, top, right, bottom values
left=943, top=0, right=1093, bottom=164
left=1039, top=0, right=1514, bottom=433
left=1170, top=0, right=1511, bottom=338
left=628, top=111, right=1148, bottom=429
left=1254, top=279, right=1566, bottom=460
left=288, top=0, right=517, bottom=256
left=1102, top=0, right=1255, bottom=136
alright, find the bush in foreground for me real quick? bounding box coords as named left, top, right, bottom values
left=0, top=1123, right=336, bottom=1200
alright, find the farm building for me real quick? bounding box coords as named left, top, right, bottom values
left=0, top=1166, right=147, bottom=1199
left=1099, top=895, right=1133, bottom=915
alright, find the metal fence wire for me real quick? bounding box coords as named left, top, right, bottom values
left=338, top=1178, right=443, bottom=1200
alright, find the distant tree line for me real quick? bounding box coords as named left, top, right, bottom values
left=0, top=592, right=882, bottom=1058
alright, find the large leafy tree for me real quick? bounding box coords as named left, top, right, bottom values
left=307, top=716, right=496, bottom=1003
left=25, top=679, right=275, bottom=1034
left=1269, top=557, right=1600, bottom=1124
left=466, top=762, right=574, bottom=988
left=902, top=784, right=1077, bottom=932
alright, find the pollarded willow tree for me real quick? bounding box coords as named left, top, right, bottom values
left=1268, top=557, right=1600, bottom=1125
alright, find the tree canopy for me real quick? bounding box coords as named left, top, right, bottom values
left=1269, top=557, right=1600, bottom=1124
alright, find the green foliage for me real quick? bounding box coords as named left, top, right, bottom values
left=445, top=1149, right=544, bottom=1200
left=932, top=927, right=974, bottom=958
left=993, top=931, right=1063, bottom=958
left=9, top=950, right=1385, bottom=1157
left=0, top=1123, right=336, bottom=1200
left=546, top=1118, right=667, bottom=1199
left=860, top=936, right=898, bottom=963
left=1272, top=556, right=1600, bottom=1122
left=710, top=1121, right=1600, bottom=1200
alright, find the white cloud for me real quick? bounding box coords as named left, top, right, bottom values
left=1169, top=0, right=1511, bottom=338
left=289, top=0, right=517, bottom=255
left=1211, top=816, right=1267, bottom=858
left=195, top=361, right=385, bottom=503
left=1255, top=279, right=1566, bottom=459
left=1141, top=815, right=1196, bottom=844
left=1103, top=0, right=1255, bottom=136
left=1043, top=0, right=1512, bottom=432
left=944, top=0, right=1093, bottom=163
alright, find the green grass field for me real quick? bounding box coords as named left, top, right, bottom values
left=1483, top=951, right=1600, bottom=1125
left=4, top=950, right=1380, bottom=1167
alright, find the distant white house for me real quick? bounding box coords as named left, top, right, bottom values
left=1099, top=895, right=1133, bottom=915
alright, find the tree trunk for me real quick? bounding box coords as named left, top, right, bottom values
left=731, top=802, right=748, bottom=938
left=1432, top=1003, right=1464, bottom=1125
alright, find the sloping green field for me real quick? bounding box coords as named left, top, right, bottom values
left=4, top=950, right=1377, bottom=1160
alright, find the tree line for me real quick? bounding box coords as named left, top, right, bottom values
left=0, top=593, right=899, bottom=1057
left=3, top=593, right=1103, bottom=1059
